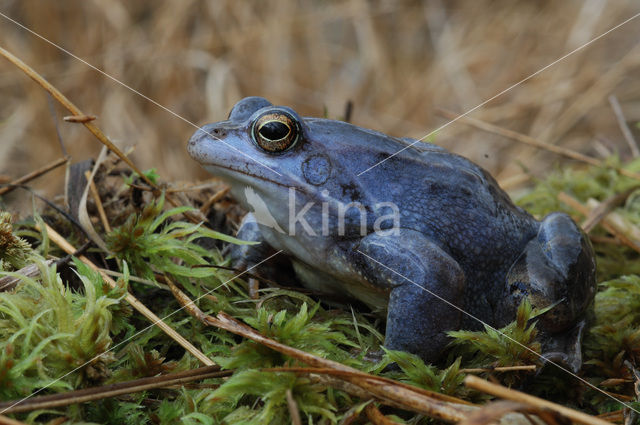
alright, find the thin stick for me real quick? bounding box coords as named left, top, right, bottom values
left=459, top=365, right=537, bottom=374
left=436, top=108, right=640, bottom=181
left=0, top=260, right=55, bottom=292
left=609, top=95, right=639, bottom=158
left=0, top=415, right=28, bottom=425
left=167, top=279, right=475, bottom=422
left=199, top=186, right=230, bottom=214
left=0, top=46, right=202, bottom=224
left=0, top=47, right=156, bottom=189
left=286, top=389, right=303, bottom=425
left=39, top=222, right=214, bottom=366
left=0, top=366, right=228, bottom=414
left=84, top=170, right=111, bottom=233
left=580, top=186, right=640, bottom=233
left=364, top=403, right=403, bottom=425
left=0, top=156, right=69, bottom=196
left=464, top=375, right=614, bottom=425
left=557, top=192, right=640, bottom=254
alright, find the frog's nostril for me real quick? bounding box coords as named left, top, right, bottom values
left=210, top=128, right=227, bottom=138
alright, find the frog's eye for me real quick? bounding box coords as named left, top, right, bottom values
left=251, top=112, right=299, bottom=153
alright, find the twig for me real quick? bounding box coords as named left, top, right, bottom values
left=166, top=279, right=477, bottom=422
left=580, top=186, right=640, bottom=232
left=84, top=170, right=111, bottom=232
left=199, top=186, right=230, bottom=214
left=557, top=192, right=640, bottom=254
left=436, top=108, right=640, bottom=181
left=364, top=403, right=402, bottom=425
left=0, top=156, right=69, bottom=196
left=457, top=400, right=560, bottom=425
left=0, top=415, right=28, bottom=425
left=464, top=375, right=615, bottom=425
left=0, top=366, right=228, bottom=414
left=459, top=365, right=537, bottom=374
left=38, top=222, right=215, bottom=366
left=609, top=95, right=639, bottom=158
left=0, top=46, right=203, bottom=224
left=286, top=389, right=303, bottom=425
left=0, top=46, right=155, bottom=189
left=0, top=259, right=55, bottom=292
left=63, top=114, right=96, bottom=123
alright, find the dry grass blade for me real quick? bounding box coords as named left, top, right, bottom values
left=597, top=411, right=623, bottom=422
left=0, top=156, right=69, bottom=197
left=457, top=400, right=568, bottom=425
left=0, top=259, right=54, bottom=292
left=436, top=109, right=640, bottom=181
left=0, top=366, right=229, bottom=414
left=199, top=186, right=231, bottom=214
left=39, top=222, right=215, bottom=366
left=286, top=388, right=303, bottom=425
left=83, top=170, right=111, bottom=233
left=364, top=403, right=402, bottom=425
left=464, top=375, right=615, bottom=425
left=557, top=192, right=640, bottom=253
left=580, top=186, right=640, bottom=233
left=0, top=46, right=155, bottom=190
left=0, top=46, right=203, bottom=224
left=265, top=367, right=471, bottom=405
left=0, top=415, right=28, bottom=425
left=459, top=365, right=537, bottom=374
left=609, top=95, right=639, bottom=158
left=62, top=114, right=96, bottom=123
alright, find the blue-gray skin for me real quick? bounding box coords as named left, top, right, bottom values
left=187, top=97, right=596, bottom=371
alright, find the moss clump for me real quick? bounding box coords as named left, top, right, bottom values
left=0, top=259, right=127, bottom=398
left=0, top=212, right=34, bottom=271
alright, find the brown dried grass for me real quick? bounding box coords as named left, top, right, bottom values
left=1, top=0, right=639, bottom=203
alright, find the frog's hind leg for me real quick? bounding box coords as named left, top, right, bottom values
left=356, top=230, right=465, bottom=362
left=506, top=212, right=596, bottom=332
left=505, top=212, right=596, bottom=371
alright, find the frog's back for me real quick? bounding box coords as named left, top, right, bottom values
left=305, top=118, right=538, bottom=274
left=370, top=147, right=537, bottom=265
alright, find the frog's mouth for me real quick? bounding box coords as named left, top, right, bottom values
left=202, top=162, right=290, bottom=189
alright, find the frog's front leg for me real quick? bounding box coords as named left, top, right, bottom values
left=228, top=213, right=273, bottom=271
left=228, top=213, right=296, bottom=292
left=356, top=229, right=465, bottom=362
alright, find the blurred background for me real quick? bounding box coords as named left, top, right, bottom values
left=1, top=0, right=640, bottom=207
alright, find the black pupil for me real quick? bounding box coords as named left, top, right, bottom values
left=259, top=121, right=290, bottom=140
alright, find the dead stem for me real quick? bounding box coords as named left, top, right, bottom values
left=0, top=366, right=229, bottom=414
left=436, top=109, right=640, bottom=181
left=83, top=170, right=111, bottom=233
left=464, top=375, right=614, bottom=425
left=0, top=156, right=69, bottom=197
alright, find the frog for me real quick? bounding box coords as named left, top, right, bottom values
left=187, top=96, right=596, bottom=372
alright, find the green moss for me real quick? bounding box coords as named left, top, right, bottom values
left=0, top=212, right=35, bottom=271
left=0, top=259, right=126, bottom=398
left=5, top=156, right=640, bottom=422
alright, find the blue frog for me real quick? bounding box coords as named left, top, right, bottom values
left=188, top=97, right=596, bottom=371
